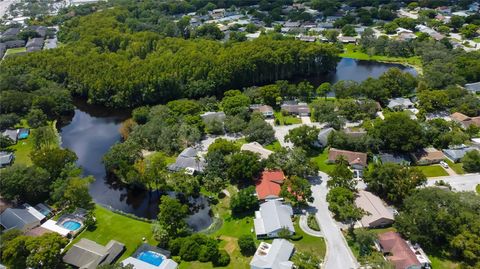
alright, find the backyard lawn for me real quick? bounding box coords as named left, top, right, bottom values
left=274, top=111, right=301, bottom=125
left=264, top=140, right=282, bottom=152
left=8, top=136, right=33, bottom=166
left=69, top=205, right=157, bottom=260
left=5, top=47, right=26, bottom=56
left=311, top=149, right=335, bottom=175
left=339, top=44, right=422, bottom=68
left=444, top=159, right=464, bottom=174
left=416, top=165, right=448, bottom=177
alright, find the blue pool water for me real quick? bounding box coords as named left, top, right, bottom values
left=62, top=220, right=82, bottom=231
left=137, top=251, right=164, bottom=266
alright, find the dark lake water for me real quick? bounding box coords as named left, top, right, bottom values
left=59, top=58, right=416, bottom=228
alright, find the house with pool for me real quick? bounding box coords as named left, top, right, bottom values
left=121, top=244, right=178, bottom=269
left=39, top=209, right=86, bottom=237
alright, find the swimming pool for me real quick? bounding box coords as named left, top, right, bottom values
left=62, top=220, right=82, bottom=231
left=137, top=251, right=164, bottom=266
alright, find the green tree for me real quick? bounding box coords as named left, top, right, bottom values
left=61, top=176, right=95, bottom=210
left=460, top=24, right=479, bottom=38
left=31, top=147, right=77, bottom=179
left=342, top=24, right=356, bottom=36
left=316, top=82, right=331, bottom=100
left=221, top=90, right=250, bottom=116
left=285, top=125, right=320, bottom=150
left=230, top=186, right=258, bottom=215
left=354, top=228, right=377, bottom=256
left=157, top=195, right=190, bottom=237
left=326, top=187, right=363, bottom=222
left=383, top=22, right=399, bottom=34
left=244, top=116, right=275, bottom=145
left=291, top=251, right=320, bottom=269
left=238, top=235, right=256, bottom=256
left=226, top=151, right=263, bottom=184
left=280, top=175, right=312, bottom=204
left=450, top=15, right=466, bottom=30
left=31, top=125, right=59, bottom=150
left=462, top=150, right=480, bottom=173
left=25, top=233, right=68, bottom=268
left=26, top=108, right=48, bottom=128
left=0, top=164, right=51, bottom=203
left=328, top=156, right=355, bottom=191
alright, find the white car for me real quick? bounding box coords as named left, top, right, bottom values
left=440, top=161, right=449, bottom=169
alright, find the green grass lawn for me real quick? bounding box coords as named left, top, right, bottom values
left=274, top=111, right=301, bottom=125
left=69, top=205, right=157, bottom=260
left=428, top=248, right=460, bottom=269
left=292, top=220, right=326, bottom=260
left=5, top=47, right=26, bottom=56
left=8, top=136, right=33, bottom=166
left=311, top=148, right=335, bottom=175
left=416, top=165, right=448, bottom=178
left=476, top=184, right=480, bottom=194
left=339, top=44, right=422, bottom=68
left=264, top=140, right=282, bottom=152
left=443, top=159, right=464, bottom=175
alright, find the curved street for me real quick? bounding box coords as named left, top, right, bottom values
left=309, top=171, right=358, bottom=269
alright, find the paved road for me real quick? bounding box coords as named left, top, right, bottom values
left=426, top=173, right=480, bottom=192
left=310, top=171, right=358, bottom=269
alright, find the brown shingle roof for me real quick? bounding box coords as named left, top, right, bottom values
left=450, top=112, right=470, bottom=122
left=328, top=148, right=367, bottom=167
left=378, top=232, right=421, bottom=269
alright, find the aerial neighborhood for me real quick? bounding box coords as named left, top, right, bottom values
left=1, top=0, right=480, bottom=269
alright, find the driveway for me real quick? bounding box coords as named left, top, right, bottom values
left=426, top=173, right=480, bottom=192
left=310, top=171, right=358, bottom=269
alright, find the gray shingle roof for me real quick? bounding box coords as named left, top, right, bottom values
left=254, top=200, right=294, bottom=236
left=168, top=147, right=205, bottom=172
left=317, top=128, right=335, bottom=146
left=465, top=82, right=480, bottom=93
left=443, top=148, right=477, bottom=162
left=0, top=151, right=14, bottom=166
left=63, top=239, right=125, bottom=269
left=250, top=239, right=294, bottom=269
left=0, top=205, right=42, bottom=230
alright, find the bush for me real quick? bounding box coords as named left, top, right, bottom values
left=307, top=214, right=320, bottom=231
left=291, top=234, right=303, bottom=241
left=179, top=239, right=200, bottom=261
left=213, top=250, right=230, bottom=266
left=238, top=235, right=256, bottom=256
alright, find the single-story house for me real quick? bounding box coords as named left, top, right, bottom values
left=317, top=127, right=335, bottom=147
left=250, top=239, right=295, bottom=269
left=465, top=82, right=480, bottom=93
left=387, top=98, right=414, bottom=110
left=280, top=101, right=310, bottom=116
left=241, top=142, right=274, bottom=160
left=328, top=148, right=368, bottom=170
left=255, top=170, right=285, bottom=200
left=2, top=129, right=18, bottom=142
left=200, top=111, right=226, bottom=123
left=375, top=153, right=411, bottom=166
left=298, top=35, right=316, bottom=42
left=443, top=147, right=477, bottom=162
left=1, top=27, right=20, bottom=38
left=63, top=238, right=125, bottom=269
left=412, top=148, right=445, bottom=165
left=343, top=127, right=367, bottom=138
left=26, top=37, right=44, bottom=49
left=4, top=39, right=25, bottom=49
left=250, top=104, right=274, bottom=118
left=338, top=36, right=357, bottom=43
left=0, top=203, right=45, bottom=231
left=355, top=190, right=394, bottom=228
left=378, top=231, right=431, bottom=269
left=25, top=25, right=47, bottom=37
left=450, top=112, right=480, bottom=128
left=121, top=243, right=178, bottom=269
left=167, top=147, right=205, bottom=174
left=0, top=151, right=14, bottom=167
left=254, top=200, right=294, bottom=238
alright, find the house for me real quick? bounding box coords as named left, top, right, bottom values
left=280, top=101, right=310, bottom=116
left=2, top=129, right=18, bottom=142
left=328, top=148, right=368, bottom=170
left=250, top=239, right=295, bottom=269
left=25, top=25, right=47, bottom=37
left=412, top=147, right=445, bottom=165
left=450, top=112, right=480, bottom=128
left=241, top=142, right=273, bottom=160
left=387, top=98, right=414, bottom=110
left=121, top=243, right=178, bottom=269
left=200, top=111, right=226, bottom=123
left=1, top=27, right=20, bottom=38
left=443, top=147, right=477, bottom=162
left=344, top=127, right=367, bottom=138
left=254, top=200, right=294, bottom=238
left=256, top=170, right=285, bottom=200
left=63, top=238, right=125, bottom=269
left=375, top=153, right=411, bottom=165
left=298, top=35, right=316, bottom=42
left=0, top=43, right=6, bottom=59
left=210, top=8, right=225, bottom=19
left=283, top=21, right=301, bottom=28
left=398, top=32, right=417, bottom=41
left=0, top=151, right=14, bottom=167
left=338, top=36, right=357, bottom=43
left=168, top=147, right=204, bottom=174
left=250, top=104, right=274, bottom=118
left=378, top=231, right=431, bottom=269
left=26, top=37, right=44, bottom=52
left=355, top=190, right=394, bottom=228
left=465, top=82, right=480, bottom=93
left=317, top=127, right=335, bottom=147
left=0, top=203, right=45, bottom=231
left=4, top=39, right=25, bottom=49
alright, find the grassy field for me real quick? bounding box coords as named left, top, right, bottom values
left=69, top=205, right=157, bottom=260
left=8, top=136, right=33, bottom=166
left=339, top=44, right=422, bottom=69
left=444, top=159, right=464, bottom=175
left=311, top=148, right=335, bottom=175
left=416, top=165, right=448, bottom=177
left=274, top=111, right=301, bottom=125
left=5, top=47, right=26, bottom=56
left=264, top=140, right=282, bottom=152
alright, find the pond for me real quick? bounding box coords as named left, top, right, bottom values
left=59, top=59, right=416, bottom=228
left=59, top=100, right=212, bottom=231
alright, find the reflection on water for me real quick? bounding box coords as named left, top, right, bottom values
left=58, top=59, right=416, bottom=229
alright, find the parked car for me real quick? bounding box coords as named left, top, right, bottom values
left=440, top=161, right=449, bottom=169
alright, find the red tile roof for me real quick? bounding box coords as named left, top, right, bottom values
left=328, top=148, right=367, bottom=167
left=378, top=232, right=421, bottom=269
left=255, top=170, right=285, bottom=200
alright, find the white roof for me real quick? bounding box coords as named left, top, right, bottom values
left=472, top=138, right=480, bottom=144
left=250, top=239, right=294, bottom=269
left=254, top=200, right=294, bottom=236
left=41, top=219, right=70, bottom=236
left=122, top=257, right=178, bottom=269
left=25, top=204, right=45, bottom=221
left=241, top=142, right=273, bottom=159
